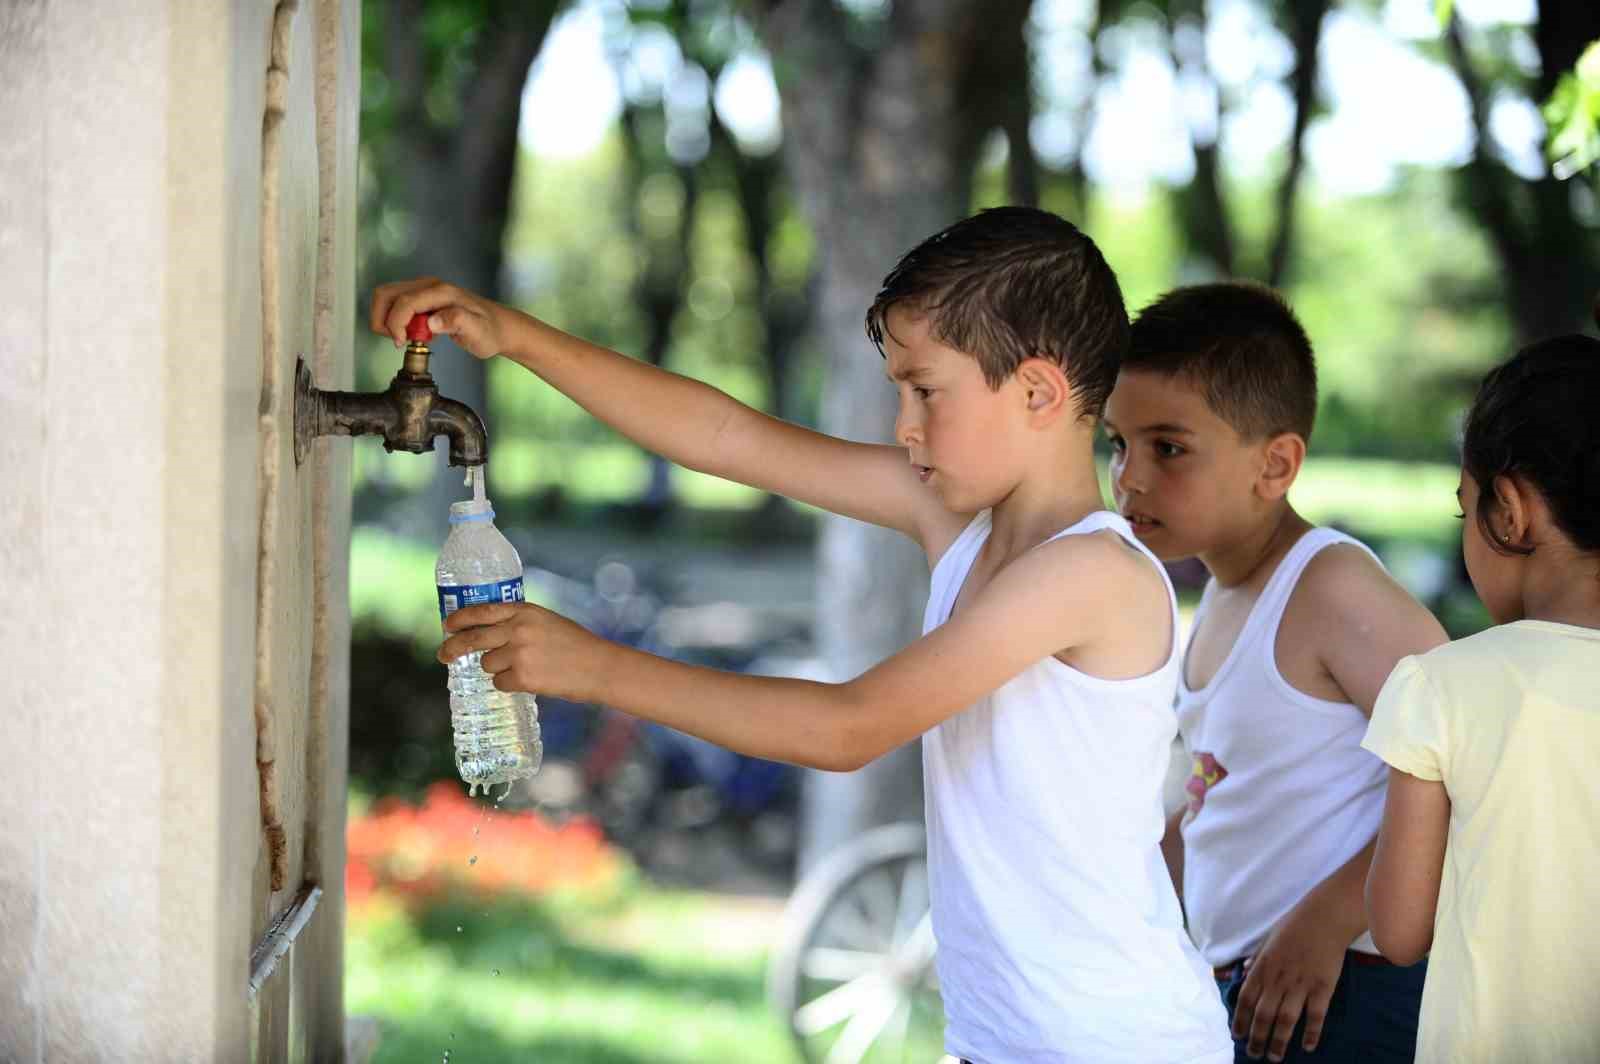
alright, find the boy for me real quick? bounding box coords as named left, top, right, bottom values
left=1101, top=282, right=1448, bottom=1064
left=375, top=207, right=1232, bottom=1063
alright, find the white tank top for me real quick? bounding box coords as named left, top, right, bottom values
left=923, top=510, right=1231, bottom=1064
left=1176, top=528, right=1388, bottom=967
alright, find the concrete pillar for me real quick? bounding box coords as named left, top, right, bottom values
left=0, top=1, right=358, bottom=1059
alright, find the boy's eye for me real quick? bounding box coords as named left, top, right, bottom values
left=1155, top=441, right=1186, bottom=458
left=1106, top=435, right=1126, bottom=453
left=913, top=387, right=932, bottom=400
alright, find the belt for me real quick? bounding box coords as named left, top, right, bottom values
left=1213, top=950, right=1392, bottom=982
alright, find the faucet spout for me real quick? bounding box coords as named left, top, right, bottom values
left=426, top=395, right=488, bottom=467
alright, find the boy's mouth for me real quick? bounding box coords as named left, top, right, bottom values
left=1122, top=510, right=1162, bottom=535
left=914, top=464, right=933, bottom=483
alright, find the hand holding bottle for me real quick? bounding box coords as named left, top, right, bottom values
left=439, top=600, right=614, bottom=706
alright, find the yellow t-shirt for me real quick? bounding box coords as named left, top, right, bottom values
left=1362, top=620, right=1600, bottom=1063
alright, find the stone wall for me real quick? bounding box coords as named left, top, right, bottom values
left=0, top=1, right=358, bottom=1058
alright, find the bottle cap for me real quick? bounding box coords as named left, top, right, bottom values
left=448, top=498, right=494, bottom=524
left=407, top=313, right=433, bottom=343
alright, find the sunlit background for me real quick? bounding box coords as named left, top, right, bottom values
left=343, top=1, right=1600, bottom=1059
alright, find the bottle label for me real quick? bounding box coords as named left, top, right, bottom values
left=438, top=577, right=525, bottom=620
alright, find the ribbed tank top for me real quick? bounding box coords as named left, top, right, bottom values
left=923, top=509, right=1230, bottom=1064
left=1176, top=527, right=1388, bottom=967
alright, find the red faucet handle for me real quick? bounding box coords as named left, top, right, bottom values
left=406, top=312, right=434, bottom=343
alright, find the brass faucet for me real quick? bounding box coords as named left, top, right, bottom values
left=293, top=313, right=487, bottom=467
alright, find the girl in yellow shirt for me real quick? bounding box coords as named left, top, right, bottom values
left=1362, top=332, right=1600, bottom=1063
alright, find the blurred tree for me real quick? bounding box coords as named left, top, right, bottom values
left=749, top=0, right=1036, bottom=870
left=1156, top=0, right=1331, bottom=285
left=614, top=0, right=820, bottom=519
left=618, top=97, right=702, bottom=512
left=359, top=0, right=564, bottom=527
left=1442, top=0, right=1600, bottom=340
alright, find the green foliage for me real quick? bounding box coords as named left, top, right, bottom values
left=1290, top=458, right=1461, bottom=547
left=1545, top=40, right=1600, bottom=178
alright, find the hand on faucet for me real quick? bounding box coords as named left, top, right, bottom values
left=372, top=278, right=516, bottom=362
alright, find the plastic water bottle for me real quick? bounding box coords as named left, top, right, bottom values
left=435, top=485, right=542, bottom=796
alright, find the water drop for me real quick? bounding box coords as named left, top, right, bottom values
left=492, top=968, right=500, bottom=977
left=468, top=855, right=477, bottom=866
left=456, top=925, right=463, bottom=933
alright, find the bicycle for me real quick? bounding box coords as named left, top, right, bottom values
left=766, top=821, right=944, bottom=1064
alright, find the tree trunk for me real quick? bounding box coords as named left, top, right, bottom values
left=1265, top=0, right=1329, bottom=288
left=752, top=0, right=1033, bottom=871
left=1445, top=1, right=1600, bottom=341
left=707, top=111, right=818, bottom=533
left=1166, top=0, right=1235, bottom=278
left=619, top=104, right=702, bottom=511
left=366, top=0, right=559, bottom=531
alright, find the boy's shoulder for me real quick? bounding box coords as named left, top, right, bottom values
left=1031, top=520, right=1171, bottom=626
left=1277, top=529, right=1446, bottom=708
left=1036, top=517, right=1161, bottom=579
left=1000, top=516, right=1166, bottom=615
left=1285, top=533, right=1397, bottom=620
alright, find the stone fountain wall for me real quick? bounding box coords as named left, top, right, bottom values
left=0, top=1, right=359, bottom=1058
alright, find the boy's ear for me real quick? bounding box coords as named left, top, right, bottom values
left=1016, top=358, right=1072, bottom=422
left=1255, top=432, right=1306, bottom=501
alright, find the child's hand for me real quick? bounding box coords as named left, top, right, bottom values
left=438, top=602, right=611, bottom=703
left=1232, top=907, right=1351, bottom=1060
left=370, top=278, right=512, bottom=360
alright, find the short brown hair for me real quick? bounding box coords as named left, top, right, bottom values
left=1125, top=282, right=1316, bottom=441
left=865, top=207, right=1129, bottom=418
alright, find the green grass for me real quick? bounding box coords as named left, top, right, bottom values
left=347, top=887, right=797, bottom=1063
left=1289, top=457, right=1461, bottom=547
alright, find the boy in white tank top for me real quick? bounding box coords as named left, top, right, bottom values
left=379, top=209, right=1232, bottom=1062
left=1101, top=283, right=1448, bottom=1064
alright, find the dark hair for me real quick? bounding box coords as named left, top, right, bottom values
left=1461, top=333, right=1600, bottom=555
left=1124, top=282, right=1317, bottom=441
left=864, top=207, right=1129, bottom=418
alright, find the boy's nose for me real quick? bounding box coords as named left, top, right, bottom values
left=1113, top=455, right=1143, bottom=496
left=894, top=408, right=921, bottom=447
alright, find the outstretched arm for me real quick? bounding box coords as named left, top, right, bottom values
left=438, top=533, right=1142, bottom=771
left=371, top=278, right=953, bottom=546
